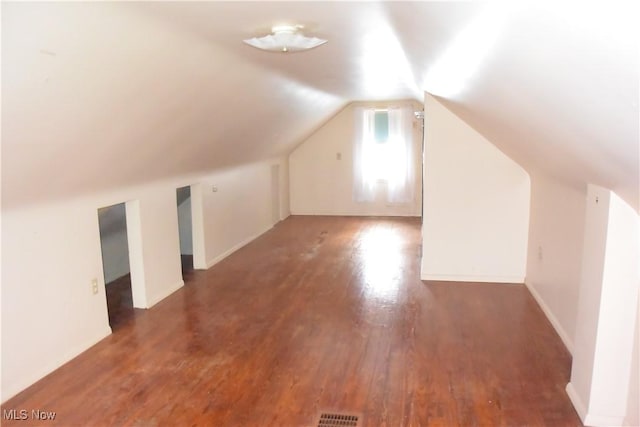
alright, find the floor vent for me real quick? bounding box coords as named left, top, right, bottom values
left=317, top=413, right=359, bottom=427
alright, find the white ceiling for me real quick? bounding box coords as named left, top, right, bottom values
left=2, top=2, right=638, bottom=210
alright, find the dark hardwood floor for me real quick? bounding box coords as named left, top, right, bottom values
left=1, top=216, right=581, bottom=426
left=106, top=255, right=194, bottom=330
left=181, top=254, right=194, bottom=277
left=105, top=274, right=140, bottom=330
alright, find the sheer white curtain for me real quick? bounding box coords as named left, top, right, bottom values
left=353, top=106, right=415, bottom=204
left=386, top=106, right=415, bottom=203
left=353, top=107, right=377, bottom=202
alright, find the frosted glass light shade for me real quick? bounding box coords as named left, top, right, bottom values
left=243, top=25, right=327, bottom=53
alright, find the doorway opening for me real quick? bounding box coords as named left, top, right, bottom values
left=271, top=164, right=280, bottom=224
left=176, top=186, right=195, bottom=280
left=98, top=202, right=135, bottom=329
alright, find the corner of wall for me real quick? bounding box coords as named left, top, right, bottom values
left=566, top=381, right=626, bottom=427
left=524, top=171, right=586, bottom=356
left=146, top=279, right=184, bottom=308
left=565, top=382, right=588, bottom=423
left=566, top=186, right=639, bottom=426
left=205, top=224, right=273, bottom=269
left=525, top=280, right=575, bottom=354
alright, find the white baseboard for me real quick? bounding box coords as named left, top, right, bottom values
left=206, top=225, right=273, bottom=269
left=583, top=413, right=625, bottom=427
left=566, top=382, right=626, bottom=426
left=566, top=382, right=587, bottom=423
left=289, top=211, right=421, bottom=217
left=1, top=326, right=112, bottom=403
left=421, top=274, right=525, bottom=284
left=525, top=281, right=574, bottom=354
left=147, top=279, right=184, bottom=308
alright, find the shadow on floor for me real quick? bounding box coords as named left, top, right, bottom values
left=105, top=274, right=141, bottom=329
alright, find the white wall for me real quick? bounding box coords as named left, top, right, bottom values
left=135, top=187, right=186, bottom=306
left=523, top=175, right=639, bottom=425
left=199, top=161, right=283, bottom=268
left=421, top=94, right=530, bottom=283
left=525, top=171, right=586, bottom=352
left=289, top=100, right=423, bottom=217
left=624, top=296, right=639, bottom=426
left=280, top=160, right=291, bottom=220
left=566, top=186, right=639, bottom=426
left=1, top=157, right=288, bottom=402
left=2, top=199, right=113, bottom=404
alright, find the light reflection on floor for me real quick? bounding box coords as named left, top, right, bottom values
left=357, top=226, right=403, bottom=303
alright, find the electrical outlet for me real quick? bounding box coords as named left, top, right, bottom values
left=537, top=246, right=543, bottom=261
left=336, top=152, right=342, bottom=160
left=91, top=278, right=99, bottom=295
left=212, top=186, right=218, bottom=193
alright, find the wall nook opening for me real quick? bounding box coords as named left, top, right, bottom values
left=98, top=203, right=134, bottom=329
left=176, top=186, right=194, bottom=279
left=271, top=165, right=281, bottom=224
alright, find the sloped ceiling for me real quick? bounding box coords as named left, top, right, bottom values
left=2, top=2, right=638, bottom=210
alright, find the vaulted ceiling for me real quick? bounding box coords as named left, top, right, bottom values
left=2, top=2, right=638, bottom=210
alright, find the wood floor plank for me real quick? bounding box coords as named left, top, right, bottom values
left=2, top=216, right=581, bottom=426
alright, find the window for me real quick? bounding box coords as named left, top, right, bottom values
left=353, top=106, right=416, bottom=203
left=367, top=110, right=394, bottom=182
left=374, top=111, right=389, bottom=143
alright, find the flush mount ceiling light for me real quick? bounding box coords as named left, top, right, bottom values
left=243, top=25, right=327, bottom=53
